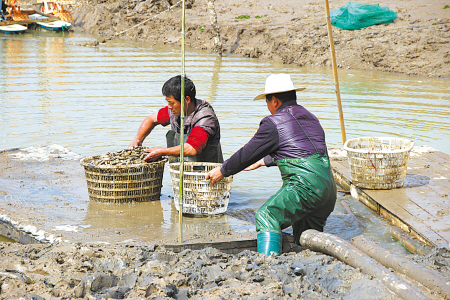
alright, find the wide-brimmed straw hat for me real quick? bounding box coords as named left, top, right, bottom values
left=253, top=74, right=306, bottom=100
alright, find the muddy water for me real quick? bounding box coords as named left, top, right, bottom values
left=1, top=31, right=449, bottom=249
left=0, top=235, right=15, bottom=243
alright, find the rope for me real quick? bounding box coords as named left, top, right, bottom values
left=100, top=0, right=182, bottom=43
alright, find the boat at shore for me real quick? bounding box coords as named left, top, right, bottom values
left=0, top=0, right=73, bottom=32
left=35, top=19, right=70, bottom=31
left=29, top=12, right=71, bottom=31
left=0, top=23, right=27, bottom=33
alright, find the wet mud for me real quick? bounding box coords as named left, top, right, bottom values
left=69, top=0, right=450, bottom=78
left=1, top=241, right=449, bottom=300
left=1, top=147, right=450, bottom=299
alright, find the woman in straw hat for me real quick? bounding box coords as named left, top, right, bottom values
left=206, top=74, right=336, bottom=256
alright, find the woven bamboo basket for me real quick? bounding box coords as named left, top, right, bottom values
left=343, top=137, right=414, bottom=189
left=80, top=157, right=167, bottom=203
left=167, top=162, right=233, bottom=215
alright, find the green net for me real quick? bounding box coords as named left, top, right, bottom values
left=330, top=2, right=397, bottom=30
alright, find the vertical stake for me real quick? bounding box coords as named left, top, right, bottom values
left=325, top=0, right=346, bottom=144
left=178, top=0, right=186, bottom=243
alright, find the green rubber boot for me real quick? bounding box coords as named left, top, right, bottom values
left=257, top=231, right=282, bottom=256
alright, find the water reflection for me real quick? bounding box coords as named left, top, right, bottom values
left=85, top=200, right=165, bottom=229
left=209, top=55, right=222, bottom=102
left=0, top=235, right=16, bottom=243
left=84, top=196, right=241, bottom=242
left=0, top=32, right=449, bottom=247
left=1, top=34, right=449, bottom=157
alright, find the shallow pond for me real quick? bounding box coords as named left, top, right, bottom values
left=1, top=30, right=449, bottom=250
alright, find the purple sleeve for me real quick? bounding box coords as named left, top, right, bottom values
left=263, top=155, right=277, bottom=167
left=220, top=117, right=279, bottom=177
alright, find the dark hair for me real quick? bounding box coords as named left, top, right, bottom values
left=162, top=75, right=196, bottom=102
left=266, top=90, right=297, bottom=103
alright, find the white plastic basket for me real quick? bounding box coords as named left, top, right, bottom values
left=167, top=162, right=233, bottom=215
left=343, top=137, right=414, bottom=189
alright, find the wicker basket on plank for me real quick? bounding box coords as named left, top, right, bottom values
left=167, top=162, right=233, bottom=215
left=80, top=157, right=167, bottom=203
left=343, top=137, right=414, bottom=189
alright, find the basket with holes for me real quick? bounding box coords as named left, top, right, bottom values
left=343, top=137, right=414, bottom=189
left=167, top=162, right=233, bottom=215
left=80, top=149, right=167, bottom=203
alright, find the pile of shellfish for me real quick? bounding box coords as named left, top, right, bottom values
left=86, top=147, right=150, bottom=166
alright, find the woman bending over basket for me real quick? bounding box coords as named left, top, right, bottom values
left=130, top=75, right=223, bottom=163
left=206, top=74, right=337, bottom=256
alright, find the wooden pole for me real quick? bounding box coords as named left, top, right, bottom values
left=325, top=0, right=346, bottom=144
left=178, top=0, right=186, bottom=243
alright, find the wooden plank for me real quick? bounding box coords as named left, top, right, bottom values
left=361, top=188, right=444, bottom=247
left=162, top=233, right=295, bottom=254
left=333, top=173, right=445, bottom=247
left=361, top=186, right=447, bottom=247
left=163, top=239, right=257, bottom=254
left=410, top=150, right=450, bottom=171
left=330, top=147, right=450, bottom=249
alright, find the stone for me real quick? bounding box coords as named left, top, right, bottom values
left=72, top=281, right=86, bottom=298
left=136, top=275, right=156, bottom=288
left=203, top=264, right=221, bottom=282
left=94, top=286, right=131, bottom=299
left=118, top=272, right=138, bottom=289
left=21, top=294, right=46, bottom=300
left=102, top=259, right=128, bottom=272
left=145, top=283, right=159, bottom=297
left=90, top=273, right=119, bottom=293
left=162, top=283, right=177, bottom=297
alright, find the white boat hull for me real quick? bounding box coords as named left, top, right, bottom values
left=35, top=20, right=71, bottom=31
left=0, top=24, right=28, bottom=33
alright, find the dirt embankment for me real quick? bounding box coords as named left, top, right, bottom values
left=70, top=0, right=450, bottom=78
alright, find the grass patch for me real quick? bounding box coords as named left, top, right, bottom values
left=199, top=25, right=204, bottom=32
left=255, top=15, right=268, bottom=19
left=235, top=15, right=250, bottom=19
left=443, top=5, right=450, bottom=9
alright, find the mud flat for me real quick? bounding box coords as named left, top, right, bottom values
left=70, top=0, right=450, bottom=78
left=0, top=240, right=449, bottom=299
left=1, top=146, right=450, bottom=299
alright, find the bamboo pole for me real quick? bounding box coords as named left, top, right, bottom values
left=178, top=0, right=186, bottom=243
left=324, top=0, right=346, bottom=144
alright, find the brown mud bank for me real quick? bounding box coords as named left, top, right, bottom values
left=71, top=0, right=450, bottom=78
left=1, top=241, right=449, bottom=299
